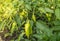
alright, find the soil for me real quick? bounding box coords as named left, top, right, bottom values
left=0, top=31, right=4, bottom=41
left=0, top=36, right=4, bottom=41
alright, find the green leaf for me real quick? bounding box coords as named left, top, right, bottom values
left=33, top=34, right=48, bottom=41
left=55, top=8, right=60, bottom=20
left=45, top=8, right=54, bottom=13
left=36, top=21, right=52, bottom=37
left=14, top=14, right=21, bottom=27
left=17, top=32, right=24, bottom=41
left=38, top=7, right=46, bottom=13
left=25, top=4, right=31, bottom=10
left=52, top=26, right=60, bottom=31
left=53, top=20, right=60, bottom=26
left=10, top=21, right=17, bottom=34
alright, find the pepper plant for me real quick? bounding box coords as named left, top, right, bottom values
left=0, top=0, right=60, bottom=41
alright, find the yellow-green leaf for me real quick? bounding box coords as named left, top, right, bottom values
left=24, top=20, right=32, bottom=38
left=32, top=14, right=36, bottom=22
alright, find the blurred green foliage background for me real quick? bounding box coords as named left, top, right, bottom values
left=0, top=0, right=60, bottom=41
